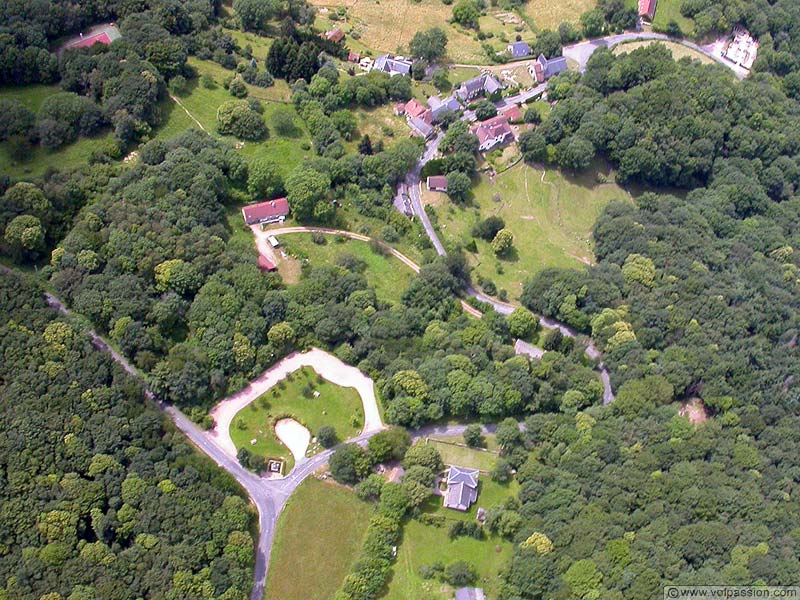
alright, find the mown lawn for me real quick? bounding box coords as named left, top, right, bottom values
left=652, top=0, right=695, bottom=34
left=386, top=482, right=516, bottom=600
left=265, top=478, right=372, bottom=600
left=229, top=367, right=364, bottom=471
left=428, top=161, right=629, bottom=301
left=426, top=438, right=499, bottom=472
left=278, top=233, right=416, bottom=304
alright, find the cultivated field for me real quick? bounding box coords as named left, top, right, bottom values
left=265, top=478, right=372, bottom=600
left=230, top=367, right=364, bottom=471
left=613, top=40, right=714, bottom=64
left=427, top=161, right=628, bottom=301
left=523, top=0, right=596, bottom=30
left=278, top=233, right=416, bottom=304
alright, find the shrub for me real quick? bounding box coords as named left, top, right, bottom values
left=317, top=425, right=338, bottom=448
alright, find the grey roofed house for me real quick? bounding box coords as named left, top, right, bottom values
left=427, top=94, right=461, bottom=120
left=539, top=53, right=568, bottom=78
left=507, top=40, right=531, bottom=58
left=372, top=54, right=412, bottom=76
left=455, top=587, right=486, bottom=600
left=409, top=115, right=434, bottom=139
left=455, top=73, right=502, bottom=100
left=443, top=465, right=479, bottom=511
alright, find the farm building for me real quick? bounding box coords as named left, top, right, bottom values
left=372, top=54, right=412, bottom=76
left=638, top=0, right=657, bottom=22
left=241, top=198, right=290, bottom=225
left=443, top=465, right=480, bottom=511
left=61, top=23, right=121, bottom=52
left=348, top=51, right=360, bottom=62
left=426, top=176, right=448, bottom=192
left=507, top=41, right=531, bottom=58
left=471, top=115, right=514, bottom=152
left=455, top=73, right=503, bottom=101
left=529, top=53, right=568, bottom=83
left=324, top=27, right=344, bottom=42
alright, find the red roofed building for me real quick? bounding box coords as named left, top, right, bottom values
left=324, top=27, right=345, bottom=42
left=348, top=51, right=360, bottom=62
left=426, top=176, right=448, bottom=192
left=500, top=104, right=522, bottom=122
left=471, top=115, right=514, bottom=152
left=638, top=0, right=657, bottom=21
left=258, top=255, right=277, bottom=272
left=404, top=98, right=428, bottom=119
left=242, top=198, right=290, bottom=225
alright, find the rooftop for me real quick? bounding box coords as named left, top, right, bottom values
left=241, top=198, right=290, bottom=225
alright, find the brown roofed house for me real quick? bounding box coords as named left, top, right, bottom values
left=470, top=114, right=514, bottom=152
left=241, top=198, right=290, bottom=225
left=427, top=176, right=448, bottom=192
left=324, top=27, right=345, bottom=42
left=404, top=98, right=428, bottom=119
left=500, top=104, right=522, bottom=122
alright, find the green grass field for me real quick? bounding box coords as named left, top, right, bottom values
left=386, top=475, right=517, bottom=600
left=0, top=83, right=61, bottom=111
left=426, top=438, right=499, bottom=472
left=278, top=233, right=415, bottom=304
left=230, top=367, right=364, bottom=471
left=652, top=0, right=695, bottom=34
left=524, top=0, right=596, bottom=30
left=265, top=478, right=373, bottom=600
left=428, top=161, right=629, bottom=301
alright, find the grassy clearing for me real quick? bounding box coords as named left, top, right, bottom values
left=0, top=133, right=112, bottom=180
left=613, top=40, right=714, bottom=64
left=278, top=233, right=415, bottom=304
left=524, top=0, right=596, bottom=30
left=652, top=0, right=695, bottom=34
left=428, top=161, right=629, bottom=301
left=349, top=104, right=410, bottom=152
left=222, top=27, right=275, bottom=58
left=309, top=0, right=532, bottom=64
left=426, top=438, right=498, bottom=472
left=0, top=84, right=61, bottom=111
left=386, top=475, right=517, bottom=600
left=265, top=478, right=372, bottom=600
left=230, top=367, right=364, bottom=470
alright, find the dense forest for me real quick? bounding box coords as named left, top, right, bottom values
left=0, top=272, right=256, bottom=599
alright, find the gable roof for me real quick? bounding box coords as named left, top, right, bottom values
left=455, top=588, right=486, bottom=600
left=409, top=116, right=434, bottom=138
left=241, top=198, right=290, bottom=224
left=427, top=175, right=448, bottom=190
left=471, top=114, right=513, bottom=147
left=508, top=41, right=531, bottom=57
left=325, top=27, right=344, bottom=42
left=404, top=98, right=428, bottom=119
left=500, top=104, right=522, bottom=122
left=456, top=73, right=503, bottom=99
left=443, top=481, right=478, bottom=510
left=373, top=54, right=412, bottom=75
left=638, top=0, right=657, bottom=20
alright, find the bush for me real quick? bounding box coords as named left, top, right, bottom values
left=201, top=73, right=216, bottom=89
left=317, top=425, right=338, bottom=447
left=463, top=424, right=484, bottom=447
left=229, top=75, right=248, bottom=98
left=471, top=215, right=505, bottom=241
left=216, top=100, right=268, bottom=140
left=444, top=561, right=477, bottom=586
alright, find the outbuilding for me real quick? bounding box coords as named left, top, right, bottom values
left=426, top=176, right=448, bottom=192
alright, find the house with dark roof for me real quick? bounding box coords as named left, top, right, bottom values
left=443, top=465, right=479, bottom=511
left=455, top=73, right=503, bottom=101
left=507, top=41, right=531, bottom=58
left=528, top=53, right=568, bottom=83
left=372, top=54, right=412, bottom=76
left=241, top=198, right=290, bottom=225
left=638, top=0, right=657, bottom=22
left=427, top=95, right=462, bottom=121
left=455, top=588, right=486, bottom=600
left=470, top=114, right=514, bottom=152
left=426, top=176, right=448, bottom=192
left=409, top=115, right=435, bottom=139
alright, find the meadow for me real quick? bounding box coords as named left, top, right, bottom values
left=277, top=233, right=416, bottom=304
left=427, top=161, right=629, bottom=301
left=229, top=367, right=364, bottom=471
left=425, top=437, right=499, bottom=472
left=523, top=0, right=596, bottom=30
left=264, top=478, right=373, bottom=600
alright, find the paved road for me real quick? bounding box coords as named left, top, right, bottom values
left=394, top=82, right=617, bottom=403
left=562, top=32, right=747, bottom=79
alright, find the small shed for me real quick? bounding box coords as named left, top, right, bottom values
left=426, top=176, right=448, bottom=192
left=258, top=256, right=277, bottom=272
